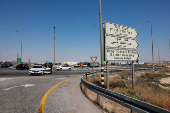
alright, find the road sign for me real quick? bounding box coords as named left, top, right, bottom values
left=103, top=22, right=139, bottom=61
left=105, top=49, right=139, bottom=61
left=17, top=58, right=21, bottom=63
left=90, top=57, right=97, bottom=63
left=105, top=35, right=139, bottom=49
left=104, top=22, right=138, bottom=39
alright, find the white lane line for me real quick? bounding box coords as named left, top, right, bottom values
left=4, top=84, right=35, bottom=90
left=0, top=78, right=13, bottom=81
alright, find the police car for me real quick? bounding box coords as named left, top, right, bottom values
left=29, top=65, right=52, bottom=75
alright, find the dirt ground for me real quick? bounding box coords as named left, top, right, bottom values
left=160, top=77, right=170, bottom=84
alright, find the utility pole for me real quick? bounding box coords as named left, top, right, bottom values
left=145, top=21, right=154, bottom=72
left=155, top=46, right=160, bottom=66
left=16, top=30, right=23, bottom=63
left=99, top=0, right=104, bottom=86
left=54, top=26, right=55, bottom=70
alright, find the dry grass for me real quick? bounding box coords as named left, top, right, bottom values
left=159, top=68, right=170, bottom=72
left=82, top=71, right=170, bottom=112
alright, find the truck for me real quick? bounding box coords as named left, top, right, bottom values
left=87, top=62, right=99, bottom=67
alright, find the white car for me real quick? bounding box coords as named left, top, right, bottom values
left=29, top=65, right=52, bottom=75
left=56, top=65, right=72, bottom=70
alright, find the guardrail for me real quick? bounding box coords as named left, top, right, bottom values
left=81, top=71, right=170, bottom=113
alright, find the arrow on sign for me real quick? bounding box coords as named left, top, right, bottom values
left=104, top=22, right=138, bottom=39
left=105, top=35, right=139, bottom=49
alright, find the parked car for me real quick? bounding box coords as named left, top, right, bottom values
left=16, top=64, right=29, bottom=70
left=29, top=65, right=52, bottom=75
left=1, top=62, right=10, bottom=67
left=9, top=62, right=14, bottom=66
left=56, top=65, right=72, bottom=70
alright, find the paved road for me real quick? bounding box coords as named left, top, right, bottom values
left=0, top=67, right=103, bottom=113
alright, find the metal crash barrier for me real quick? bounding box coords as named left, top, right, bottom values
left=81, top=71, right=170, bottom=113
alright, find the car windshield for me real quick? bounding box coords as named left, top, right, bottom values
left=32, top=66, right=42, bottom=68
left=61, top=65, right=68, bottom=67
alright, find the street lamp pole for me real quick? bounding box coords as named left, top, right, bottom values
left=145, top=21, right=154, bottom=72
left=164, top=38, right=170, bottom=53
left=14, top=45, right=18, bottom=59
left=54, top=26, right=55, bottom=69
left=16, top=30, right=23, bottom=63
left=139, top=50, right=142, bottom=66
left=155, top=46, right=160, bottom=66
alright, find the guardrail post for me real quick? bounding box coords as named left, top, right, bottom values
left=131, top=108, right=135, bottom=113
left=86, top=73, right=87, bottom=79
left=97, top=93, right=100, bottom=104
left=84, top=87, right=86, bottom=95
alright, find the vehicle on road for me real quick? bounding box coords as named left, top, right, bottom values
left=29, top=65, right=52, bottom=75
left=9, top=62, right=14, bottom=66
left=87, top=62, right=99, bottom=67
left=1, top=62, right=10, bottom=67
left=56, top=65, right=72, bottom=70
left=16, top=64, right=29, bottom=70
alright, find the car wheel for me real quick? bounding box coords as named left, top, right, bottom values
left=60, top=68, right=62, bottom=70
left=29, top=73, right=32, bottom=76
left=41, top=72, right=44, bottom=75
left=69, top=68, right=71, bottom=70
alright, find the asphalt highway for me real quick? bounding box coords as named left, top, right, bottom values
left=0, top=67, right=103, bottom=113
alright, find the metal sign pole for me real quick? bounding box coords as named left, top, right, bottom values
left=106, top=61, right=109, bottom=89
left=132, top=61, right=134, bottom=90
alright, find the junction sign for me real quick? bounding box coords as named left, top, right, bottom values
left=104, top=22, right=138, bottom=39
left=103, top=22, right=139, bottom=61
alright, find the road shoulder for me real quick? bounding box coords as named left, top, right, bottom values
left=45, top=77, right=103, bottom=113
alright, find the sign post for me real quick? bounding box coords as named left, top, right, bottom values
left=106, top=61, right=109, bottom=89
left=103, top=22, right=139, bottom=90
left=90, top=56, right=98, bottom=81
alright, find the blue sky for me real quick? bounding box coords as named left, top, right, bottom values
left=0, top=0, right=170, bottom=63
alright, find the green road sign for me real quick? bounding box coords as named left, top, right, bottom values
left=17, top=58, right=21, bottom=63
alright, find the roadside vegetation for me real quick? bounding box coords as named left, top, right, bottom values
left=83, top=69, right=170, bottom=112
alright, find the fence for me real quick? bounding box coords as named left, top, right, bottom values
left=81, top=71, right=170, bottom=113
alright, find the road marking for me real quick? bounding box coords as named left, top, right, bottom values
left=38, top=76, right=80, bottom=113
left=4, top=84, right=35, bottom=90
left=55, top=78, right=67, bottom=79
left=0, top=78, right=13, bottom=81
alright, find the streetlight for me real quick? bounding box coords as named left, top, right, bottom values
left=155, top=46, right=160, bottom=66
left=139, top=50, right=142, bottom=65
left=16, top=30, right=23, bottom=63
left=164, top=37, right=170, bottom=53
left=54, top=26, right=55, bottom=69
left=145, top=21, right=154, bottom=72
left=14, top=45, right=18, bottom=60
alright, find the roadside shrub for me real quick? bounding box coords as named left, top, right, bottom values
left=161, top=68, right=170, bottom=72
left=161, top=83, right=170, bottom=87
left=119, top=70, right=131, bottom=79
left=110, top=79, right=127, bottom=88
left=127, top=89, right=136, bottom=96
left=140, top=73, right=167, bottom=84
